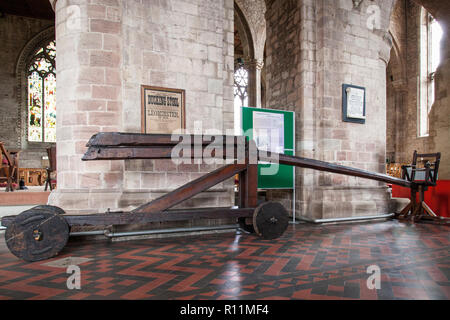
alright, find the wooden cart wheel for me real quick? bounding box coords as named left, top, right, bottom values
left=253, top=202, right=289, bottom=240
left=31, top=205, right=65, bottom=215
left=5, top=208, right=69, bottom=262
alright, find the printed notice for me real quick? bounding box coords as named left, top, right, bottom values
left=141, top=86, right=185, bottom=134
left=346, top=87, right=365, bottom=119
left=252, top=111, right=285, bottom=154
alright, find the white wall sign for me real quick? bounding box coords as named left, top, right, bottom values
left=346, top=87, right=366, bottom=119
left=252, top=111, right=285, bottom=154
left=343, top=84, right=366, bottom=124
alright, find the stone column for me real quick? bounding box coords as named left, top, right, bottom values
left=246, top=58, right=264, bottom=108
left=265, top=0, right=397, bottom=219
left=48, top=0, right=236, bottom=216
left=47, top=0, right=124, bottom=213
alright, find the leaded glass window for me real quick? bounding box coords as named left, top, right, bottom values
left=234, top=66, right=248, bottom=135
left=27, top=40, right=56, bottom=143
left=234, top=66, right=248, bottom=109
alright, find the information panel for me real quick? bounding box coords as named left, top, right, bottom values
left=242, top=107, right=295, bottom=189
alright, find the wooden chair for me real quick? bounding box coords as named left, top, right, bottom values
left=0, top=142, right=20, bottom=192
left=396, top=150, right=447, bottom=224
left=44, top=146, right=56, bottom=191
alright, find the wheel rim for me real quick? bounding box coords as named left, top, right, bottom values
left=5, top=209, right=69, bottom=262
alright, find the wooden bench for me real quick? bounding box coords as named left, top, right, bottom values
left=18, top=168, right=47, bottom=186
left=386, top=163, right=406, bottom=178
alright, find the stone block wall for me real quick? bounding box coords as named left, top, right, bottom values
left=386, top=0, right=407, bottom=163
left=0, top=14, right=54, bottom=168
left=387, top=2, right=428, bottom=164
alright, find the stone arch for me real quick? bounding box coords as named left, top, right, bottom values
left=412, top=0, right=450, bottom=23
left=235, top=0, right=266, bottom=60
left=15, top=26, right=55, bottom=150
left=234, top=2, right=255, bottom=63
left=386, top=30, right=407, bottom=163
left=234, top=0, right=266, bottom=108
left=388, top=31, right=406, bottom=85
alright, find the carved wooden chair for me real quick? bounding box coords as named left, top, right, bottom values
left=44, top=146, right=56, bottom=191
left=0, top=142, right=20, bottom=192
left=397, top=150, right=446, bottom=223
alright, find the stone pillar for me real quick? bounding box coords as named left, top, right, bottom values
left=48, top=0, right=124, bottom=213
left=246, top=58, right=264, bottom=108
left=48, top=0, right=235, bottom=215
left=265, top=0, right=396, bottom=219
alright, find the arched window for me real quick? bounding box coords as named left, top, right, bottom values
left=233, top=64, right=248, bottom=135
left=27, top=40, right=56, bottom=143
left=418, top=11, right=442, bottom=137
left=234, top=65, right=249, bottom=109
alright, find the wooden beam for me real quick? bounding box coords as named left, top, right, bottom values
left=397, top=202, right=412, bottom=218
left=132, top=163, right=248, bottom=214
left=86, top=132, right=245, bottom=147
left=246, top=163, right=258, bottom=207
left=84, top=133, right=412, bottom=187
left=260, top=152, right=413, bottom=188
left=64, top=207, right=254, bottom=226
left=238, top=170, right=247, bottom=208
left=2, top=207, right=255, bottom=228
left=422, top=202, right=437, bottom=217
left=83, top=146, right=175, bottom=160
left=82, top=145, right=242, bottom=161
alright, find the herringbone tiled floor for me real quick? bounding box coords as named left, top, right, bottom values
left=0, top=220, right=449, bottom=300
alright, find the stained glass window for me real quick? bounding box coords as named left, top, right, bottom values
left=27, top=40, right=56, bottom=142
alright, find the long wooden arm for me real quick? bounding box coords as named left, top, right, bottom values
left=259, top=152, right=412, bottom=188
left=82, top=133, right=413, bottom=190
left=86, top=132, right=245, bottom=147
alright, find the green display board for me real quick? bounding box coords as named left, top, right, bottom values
left=241, top=107, right=295, bottom=189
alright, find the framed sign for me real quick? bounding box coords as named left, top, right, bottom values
left=342, top=84, right=366, bottom=124
left=141, top=85, right=186, bottom=134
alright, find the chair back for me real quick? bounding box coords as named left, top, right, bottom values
left=47, top=146, right=57, bottom=171
left=402, top=150, right=440, bottom=186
